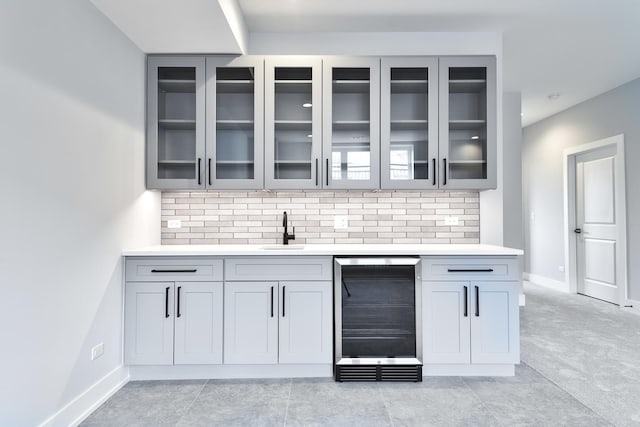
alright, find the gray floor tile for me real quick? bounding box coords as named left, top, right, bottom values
left=379, top=377, right=500, bottom=427
left=81, top=380, right=206, bottom=426
left=177, top=378, right=290, bottom=427
left=285, top=380, right=391, bottom=427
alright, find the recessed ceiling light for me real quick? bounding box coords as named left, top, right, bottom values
left=520, top=112, right=524, bottom=117
left=547, top=93, right=560, bottom=101
left=306, top=134, right=312, bottom=138
left=302, top=103, right=312, bottom=108
left=471, top=135, right=479, bottom=140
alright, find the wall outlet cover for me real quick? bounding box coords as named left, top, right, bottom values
left=334, top=216, right=349, bottom=229
left=91, top=343, right=104, bottom=361
left=444, top=216, right=459, bottom=225
left=167, top=219, right=181, bottom=229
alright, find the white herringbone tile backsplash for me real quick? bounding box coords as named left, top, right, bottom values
left=161, top=190, right=480, bottom=245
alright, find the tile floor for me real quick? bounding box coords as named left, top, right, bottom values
left=82, top=283, right=640, bottom=426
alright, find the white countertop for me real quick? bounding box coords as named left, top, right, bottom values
left=123, top=244, right=523, bottom=257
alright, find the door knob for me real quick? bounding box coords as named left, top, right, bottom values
left=574, top=228, right=582, bottom=234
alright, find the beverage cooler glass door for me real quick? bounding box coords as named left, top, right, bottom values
left=334, top=257, right=422, bottom=366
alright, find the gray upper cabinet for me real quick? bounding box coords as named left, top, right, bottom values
left=381, top=57, right=439, bottom=189
left=438, top=56, right=497, bottom=190
left=147, top=56, right=206, bottom=190
left=206, top=56, right=264, bottom=189
left=264, top=57, right=323, bottom=189
left=323, top=57, right=380, bottom=189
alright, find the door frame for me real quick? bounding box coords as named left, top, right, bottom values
left=563, top=134, right=628, bottom=305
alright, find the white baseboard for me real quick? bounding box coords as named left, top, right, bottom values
left=38, top=365, right=129, bottom=427
left=129, top=364, right=332, bottom=381
left=422, top=364, right=515, bottom=376
left=524, top=272, right=570, bottom=293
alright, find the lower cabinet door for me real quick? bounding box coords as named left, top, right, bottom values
left=423, top=282, right=471, bottom=364
left=470, top=282, right=520, bottom=364
left=224, top=282, right=279, bottom=364
left=124, top=282, right=174, bottom=365
left=174, top=282, right=223, bottom=364
left=279, top=281, right=332, bottom=364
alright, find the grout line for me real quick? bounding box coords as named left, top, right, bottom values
left=282, top=378, right=293, bottom=427
left=376, top=383, right=396, bottom=427
left=460, top=376, right=501, bottom=424
left=175, top=379, right=208, bottom=426
left=520, top=361, right=613, bottom=425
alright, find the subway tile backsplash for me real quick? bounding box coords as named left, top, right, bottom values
left=161, top=190, right=480, bottom=245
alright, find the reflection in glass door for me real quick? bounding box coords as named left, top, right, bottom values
left=323, top=58, right=380, bottom=189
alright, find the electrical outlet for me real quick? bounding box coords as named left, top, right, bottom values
left=444, top=216, right=459, bottom=226
left=558, top=265, right=565, bottom=272
left=167, top=219, right=181, bottom=229
left=334, top=216, right=348, bottom=229
left=91, top=343, right=104, bottom=361
left=530, top=212, right=536, bottom=222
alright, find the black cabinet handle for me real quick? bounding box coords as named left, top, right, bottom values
left=432, top=158, right=436, bottom=186
left=208, top=158, right=212, bottom=186
left=475, top=286, right=480, bottom=317
left=270, top=286, right=274, bottom=318
left=151, top=269, right=197, bottom=273
left=463, top=286, right=468, bottom=317
left=282, top=286, right=286, bottom=317
left=315, top=158, right=319, bottom=186
left=443, top=158, right=447, bottom=185
left=447, top=269, right=494, bottom=273
left=197, top=158, right=202, bottom=185
left=574, top=228, right=582, bottom=234
left=176, top=286, right=182, bottom=318
left=326, top=158, right=329, bottom=186
left=165, top=287, right=170, bottom=318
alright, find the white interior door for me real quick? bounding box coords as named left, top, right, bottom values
left=575, top=145, right=620, bottom=304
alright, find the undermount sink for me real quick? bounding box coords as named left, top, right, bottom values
left=260, top=245, right=305, bottom=250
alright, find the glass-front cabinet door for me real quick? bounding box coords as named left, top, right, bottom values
left=147, top=56, right=206, bottom=189
left=380, top=57, right=438, bottom=189
left=323, top=57, right=380, bottom=189
left=265, top=57, right=322, bottom=189
left=439, top=56, right=497, bottom=190
left=206, top=56, right=264, bottom=189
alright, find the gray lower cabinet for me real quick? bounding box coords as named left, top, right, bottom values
left=224, top=281, right=333, bottom=365
left=124, top=281, right=223, bottom=365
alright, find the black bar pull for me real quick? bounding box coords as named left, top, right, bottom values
left=282, top=286, right=286, bottom=317
left=270, top=286, right=274, bottom=318
left=475, top=286, right=480, bottom=317
left=574, top=228, right=582, bottom=234
left=443, top=158, right=447, bottom=185
left=315, top=158, right=319, bottom=186
left=197, top=158, right=202, bottom=185
left=463, top=286, right=468, bottom=317
left=151, top=269, right=197, bottom=273
left=176, top=286, right=182, bottom=318
left=432, top=158, right=437, bottom=186
left=326, top=158, right=329, bottom=186
left=447, top=269, right=494, bottom=273
left=208, top=158, right=212, bottom=186
left=165, top=286, right=170, bottom=318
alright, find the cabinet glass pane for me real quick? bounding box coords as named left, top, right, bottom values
left=216, top=67, right=255, bottom=180
left=331, top=68, right=370, bottom=181
left=157, top=67, right=197, bottom=180
left=389, top=67, right=429, bottom=180
left=448, top=67, right=487, bottom=180
left=273, top=67, right=313, bottom=180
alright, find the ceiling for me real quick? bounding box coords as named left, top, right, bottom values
left=92, top=0, right=640, bottom=126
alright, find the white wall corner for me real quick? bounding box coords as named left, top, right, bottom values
left=38, top=366, right=129, bottom=427
left=218, top=0, right=249, bottom=53
left=524, top=272, right=570, bottom=293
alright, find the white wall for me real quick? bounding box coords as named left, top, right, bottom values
left=0, top=1, right=160, bottom=425
left=248, top=31, right=505, bottom=245
left=523, top=78, right=640, bottom=299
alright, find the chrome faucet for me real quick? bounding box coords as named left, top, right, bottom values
left=282, top=211, right=296, bottom=245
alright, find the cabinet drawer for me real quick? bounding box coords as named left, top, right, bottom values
left=421, top=257, right=519, bottom=281
left=225, top=257, right=332, bottom=281
left=126, top=257, right=223, bottom=282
